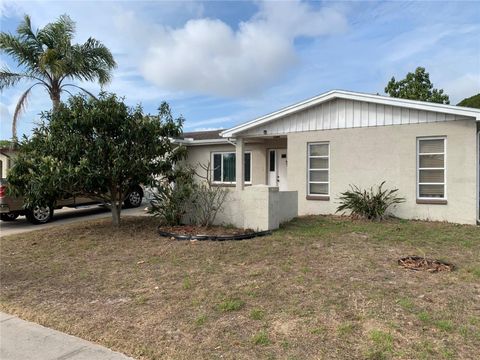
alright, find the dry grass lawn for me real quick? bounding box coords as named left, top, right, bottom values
left=1, top=216, right=479, bottom=359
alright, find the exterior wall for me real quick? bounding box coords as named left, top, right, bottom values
left=184, top=138, right=287, bottom=185
left=210, top=186, right=297, bottom=230
left=287, top=119, right=478, bottom=224
left=241, top=98, right=470, bottom=137
left=0, top=153, right=11, bottom=179
left=278, top=191, right=298, bottom=224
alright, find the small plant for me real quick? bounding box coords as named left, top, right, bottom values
left=310, top=326, right=326, bottom=335
left=435, top=319, right=454, bottom=332
left=149, top=166, right=196, bottom=226
left=250, top=308, right=265, bottom=320
left=218, top=298, right=244, bottom=312
left=418, top=311, right=431, bottom=323
left=366, top=330, right=394, bottom=360
left=192, top=161, right=228, bottom=228
left=195, top=314, right=207, bottom=326
left=182, top=276, right=192, bottom=290
left=337, top=322, right=357, bottom=336
left=336, top=181, right=405, bottom=221
left=252, top=330, right=270, bottom=345
left=397, top=297, right=414, bottom=311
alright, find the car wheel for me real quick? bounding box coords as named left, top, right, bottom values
left=124, top=188, right=143, bottom=208
left=26, top=205, right=53, bottom=224
left=0, top=213, right=19, bottom=221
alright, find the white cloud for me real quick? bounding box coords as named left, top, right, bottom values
left=441, top=73, right=480, bottom=104
left=140, top=1, right=347, bottom=97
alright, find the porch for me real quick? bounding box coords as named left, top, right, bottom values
left=222, top=135, right=297, bottom=231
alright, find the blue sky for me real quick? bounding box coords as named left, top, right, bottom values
left=1, top=0, right=479, bottom=139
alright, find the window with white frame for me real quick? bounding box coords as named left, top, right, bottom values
left=212, top=152, right=251, bottom=183
left=308, top=142, right=329, bottom=196
left=417, top=137, right=446, bottom=199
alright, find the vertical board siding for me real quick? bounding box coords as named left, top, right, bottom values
left=242, top=99, right=466, bottom=136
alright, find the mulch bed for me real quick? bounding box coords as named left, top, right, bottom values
left=158, top=225, right=254, bottom=236
left=157, top=225, right=270, bottom=241
left=398, top=256, right=455, bottom=272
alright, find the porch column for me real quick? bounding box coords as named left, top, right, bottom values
left=235, top=137, right=244, bottom=191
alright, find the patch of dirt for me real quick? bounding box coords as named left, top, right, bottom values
left=398, top=256, right=455, bottom=272
left=272, top=319, right=300, bottom=335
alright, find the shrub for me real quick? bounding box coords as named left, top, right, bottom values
left=149, top=167, right=196, bottom=226
left=192, top=162, right=228, bottom=228
left=336, top=181, right=405, bottom=221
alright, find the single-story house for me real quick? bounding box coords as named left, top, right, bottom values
left=178, top=90, right=480, bottom=230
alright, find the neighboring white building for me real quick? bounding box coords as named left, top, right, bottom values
left=179, top=90, right=480, bottom=229
left=0, top=148, right=14, bottom=180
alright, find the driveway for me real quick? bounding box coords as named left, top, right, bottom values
left=0, top=312, right=133, bottom=360
left=0, top=203, right=150, bottom=237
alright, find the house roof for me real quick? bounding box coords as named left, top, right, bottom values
left=0, top=147, right=15, bottom=157
left=176, top=129, right=229, bottom=146
left=221, top=90, right=480, bottom=138
left=181, top=129, right=224, bottom=140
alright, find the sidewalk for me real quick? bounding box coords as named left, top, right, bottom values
left=0, top=312, right=133, bottom=360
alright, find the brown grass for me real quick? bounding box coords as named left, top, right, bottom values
left=1, top=216, right=479, bottom=359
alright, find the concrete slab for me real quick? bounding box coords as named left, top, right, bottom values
left=0, top=313, right=133, bottom=360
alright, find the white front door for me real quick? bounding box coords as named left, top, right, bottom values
left=268, top=149, right=288, bottom=191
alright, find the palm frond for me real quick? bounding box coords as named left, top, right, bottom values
left=37, top=14, right=75, bottom=48
left=63, top=37, right=116, bottom=85
left=12, top=82, right=45, bottom=140
left=61, top=84, right=97, bottom=99
left=0, top=67, right=49, bottom=90
left=0, top=33, right=40, bottom=71
left=0, top=68, right=25, bottom=90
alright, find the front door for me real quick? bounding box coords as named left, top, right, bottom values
left=268, top=149, right=288, bottom=191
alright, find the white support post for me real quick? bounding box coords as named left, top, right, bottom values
left=235, top=137, right=244, bottom=191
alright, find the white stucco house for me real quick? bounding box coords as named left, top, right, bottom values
left=178, top=90, right=480, bottom=230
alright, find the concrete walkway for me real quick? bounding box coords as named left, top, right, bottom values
left=0, top=312, right=133, bottom=360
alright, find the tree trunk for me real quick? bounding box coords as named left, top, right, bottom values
left=110, top=188, right=122, bottom=227
left=111, top=203, right=121, bottom=227
left=51, top=93, right=61, bottom=111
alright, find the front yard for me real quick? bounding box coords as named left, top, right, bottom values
left=1, top=216, right=479, bottom=359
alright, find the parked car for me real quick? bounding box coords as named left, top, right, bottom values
left=0, top=178, right=143, bottom=224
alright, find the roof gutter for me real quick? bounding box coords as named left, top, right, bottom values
left=173, top=138, right=230, bottom=146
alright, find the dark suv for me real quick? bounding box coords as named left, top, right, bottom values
left=0, top=179, right=143, bottom=224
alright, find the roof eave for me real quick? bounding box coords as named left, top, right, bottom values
left=174, top=138, right=231, bottom=146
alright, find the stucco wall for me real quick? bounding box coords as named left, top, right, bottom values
left=287, top=119, right=478, bottom=224
left=208, top=186, right=297, bottom=230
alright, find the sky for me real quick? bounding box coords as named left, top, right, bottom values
left=0, top=0, right=479, bottom=139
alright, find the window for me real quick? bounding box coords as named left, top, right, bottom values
left=417, top=137, right=446, bottom=199
left=308, top=143, right=329, bottom=196
left=212, top=152, right=251, bottom=183
left=269, top=150, right=275, bottom=172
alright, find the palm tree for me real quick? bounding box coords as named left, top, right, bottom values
left=0, top=14, right=116, bottom=141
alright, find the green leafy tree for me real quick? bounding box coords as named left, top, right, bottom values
left=385, top=67, right=449, bottom=104
left=457, top=93, right=480, bottom=108
left=0, top=140, right=13, bottom=148
left=7, top=93, right=186, bottom=227
left=0, top=14, right=116, bottom=141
